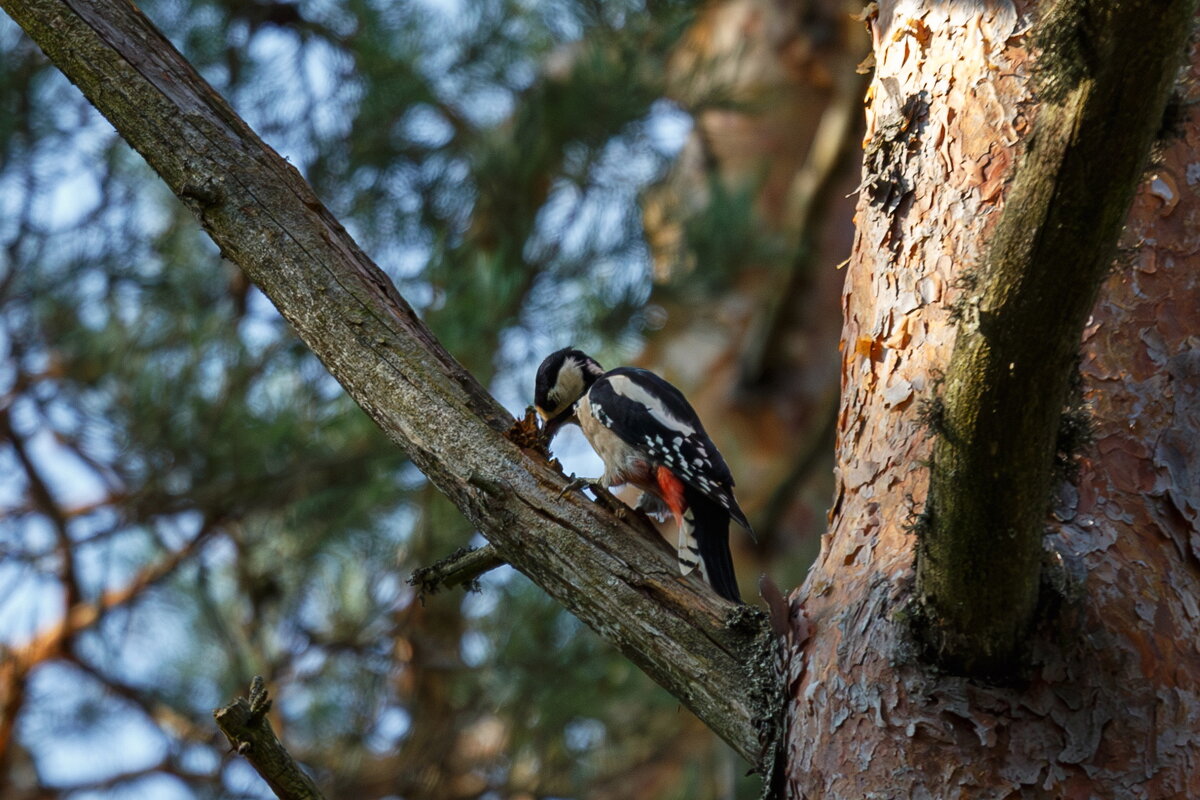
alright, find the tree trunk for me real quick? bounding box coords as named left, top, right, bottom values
left=785, top=1, right=1200, bottom=795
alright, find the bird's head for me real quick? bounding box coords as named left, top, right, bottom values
left=534, top=347, right=604, bottom=441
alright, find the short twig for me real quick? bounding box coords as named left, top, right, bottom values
left=409, top=544, right=506, bottom=596
left=213, top=677, right=326, bottom=800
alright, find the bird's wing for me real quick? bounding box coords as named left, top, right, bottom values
left=586, top=367, right=751, bottom=531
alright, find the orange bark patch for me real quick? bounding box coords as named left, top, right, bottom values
left=854, top=336, right=885, bottom=362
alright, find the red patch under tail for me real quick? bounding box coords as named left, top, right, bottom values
left=655, top=465, right=687, bottom=529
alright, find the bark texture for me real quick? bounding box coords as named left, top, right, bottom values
left=785, top=1, right=1200, bottom=796
left=0, top=0, right=766, bottom=763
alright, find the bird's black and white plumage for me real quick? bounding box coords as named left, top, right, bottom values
left=534, top=347, right=751, bottom=603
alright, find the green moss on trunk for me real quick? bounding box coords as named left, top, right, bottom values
left=918, top=0, right=1197, bottom=676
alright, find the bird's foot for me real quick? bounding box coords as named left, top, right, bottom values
left=557, top=476, right=630, bottom=520
left=558, top=474, right=593, bottom=499
left=588, top=483, right=631, bottom=520
left=635, top=492, right=671, bottom=523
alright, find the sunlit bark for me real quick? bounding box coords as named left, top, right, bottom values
left=786, top=1, right=1200, bottom=795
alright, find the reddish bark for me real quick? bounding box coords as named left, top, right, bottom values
left=785, top=2, right=1200, bottom=796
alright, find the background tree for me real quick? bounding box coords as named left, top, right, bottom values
left=3, top=0, right=1199, bottom=799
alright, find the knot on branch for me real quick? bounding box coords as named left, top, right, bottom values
left=180, top=174, right=226, bottom=209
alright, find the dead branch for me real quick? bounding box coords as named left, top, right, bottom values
left=214, top=677, right=326, bottom=800
left=409, top=545, right=506, bottom=595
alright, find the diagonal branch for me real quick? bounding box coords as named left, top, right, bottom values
left=0, top=0, right=769, bottom=762
left=919, top=0, right=1197, bottom=675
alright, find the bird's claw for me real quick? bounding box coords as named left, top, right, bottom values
left=556, top=476, right=630, bottom=521
left=635, top=491, right=671, bottom=523
left=558, top=474, right=590, bottom=498
left=608, top=502, right=630, bottom=521
left=588, top=483, right=629, bottom=519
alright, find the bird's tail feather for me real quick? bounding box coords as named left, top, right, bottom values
left=678, top=486, right=741, bottom=603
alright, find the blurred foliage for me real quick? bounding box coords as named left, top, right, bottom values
left=0, top=0, right=771, bottom=798
left=678, top=177, right=789, bottom=294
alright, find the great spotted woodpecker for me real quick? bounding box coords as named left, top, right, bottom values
left=534, top=348, right=750, bottom=603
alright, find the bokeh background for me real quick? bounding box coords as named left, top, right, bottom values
left=0, top=0, right=866, bottom=797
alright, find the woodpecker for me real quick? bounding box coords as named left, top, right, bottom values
left=534, top=348, right=751, bottom=603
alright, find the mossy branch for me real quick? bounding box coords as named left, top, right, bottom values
left=918, top=0, right=1197, bottom=675
left=0, top=0, right=767, bottom=763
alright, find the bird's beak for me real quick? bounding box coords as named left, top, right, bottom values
left=540, top=407, right=573, bottom=444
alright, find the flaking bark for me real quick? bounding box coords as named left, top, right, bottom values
left=790, top=2, right=1200, bottom=795
left=0, top=0, right=768, bottom=763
